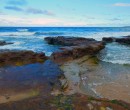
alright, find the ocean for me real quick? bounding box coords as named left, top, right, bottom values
left=0, top=27, right=130, bottom=64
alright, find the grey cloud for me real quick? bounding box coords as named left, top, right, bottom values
left=4, top=6, right=23, bottom=11
left=26, top=8, right=54, bottom=16
left=110, top=18, right=122, bottom=21
left=4, top=6, right=55, bottom=16
left=7, top=0, right=27, bottom=6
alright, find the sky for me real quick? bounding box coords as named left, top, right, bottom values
left=0, top=0, right=130, bottom=27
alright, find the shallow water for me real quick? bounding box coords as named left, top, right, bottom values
left=80, top=59, right=130, bottom=102
left=0, top=60, right=63, bottom=103
left=98, top=43, right=130, bottom=64
left=61, top=55, right=130, bottom=102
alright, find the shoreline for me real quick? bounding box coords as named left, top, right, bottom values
left=61, top=55, right=130, bottom=103
left=0, top=36, right=130, bottom=109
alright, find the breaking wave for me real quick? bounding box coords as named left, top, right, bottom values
left=0, top=32, right=35, bottom=36
left=98, top=43, right=130, bottom=65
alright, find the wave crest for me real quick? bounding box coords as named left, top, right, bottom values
left=0, top=32, right=35, bottom=36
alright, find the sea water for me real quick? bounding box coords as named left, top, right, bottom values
left=0, top=27, right=130, bottom=64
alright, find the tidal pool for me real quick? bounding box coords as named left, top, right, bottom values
left=0, top=60, right=63, bottom=104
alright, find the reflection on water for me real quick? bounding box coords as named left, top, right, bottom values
left=0, top=60, right=63, bottom=103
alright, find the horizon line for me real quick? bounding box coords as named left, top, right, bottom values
left=0, top=26, right=126, bottom=28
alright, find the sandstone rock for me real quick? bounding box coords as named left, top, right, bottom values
left=51, top=44, right=104, bottom=63
left=45, top=37, right=105, bottom=64
left=45, top=36, right=95, bottom=46
left=0, top=50, right=47, bottom=66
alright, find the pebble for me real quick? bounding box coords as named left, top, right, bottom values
left=106, top=107, right=113, bottom=110
left=87, top=103, right=94, bottom=110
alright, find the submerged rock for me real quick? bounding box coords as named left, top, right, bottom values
left=0, top=50, right=47, bottom=66
left=45, top=36, right=105, bottom=64
left=0, top=41, right=13, bottom=46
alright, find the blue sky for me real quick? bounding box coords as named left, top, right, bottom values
left=0, top=0, right=130, bottom=26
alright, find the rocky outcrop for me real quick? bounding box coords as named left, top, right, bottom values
left=0, top=41, right=13, bottom=46
left=115, top=38, right=130, bottom=44
left=0, top=93, right=129, bottom=110
left=45, top=36, right=105, bottom=64
left=45, top=36, right=95, bottom=46
left=102, top=37, right=130, bottom=44
left=0, top=50, right=47, bottom=66
left=123, top=35, right=130, bottom=38
left=102, top=37, right=115, bottom=43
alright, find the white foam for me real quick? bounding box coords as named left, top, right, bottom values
left=99, top=43, right=130, bottom=65
left=0, top=32, right=35, bottom=36
left=13, top=41, right=25, bottom=45
left=102, top=59, right=130, bottom=65
left=84, top=32, right=130, bottom=41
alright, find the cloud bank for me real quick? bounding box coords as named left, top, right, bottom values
left=113, top=3, right=130, bottom=7
left=4, top=6, right=54, bottom=16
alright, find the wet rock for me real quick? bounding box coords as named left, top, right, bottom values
left=0, top=50, right=47, bottom=66
left=60, top=79, right=68, bottom=91
left=102, top=37, right=115, bottom=43
left=123, top=35, right=130, bottom=37
left=45, top=37, right=105, bottom=64
left=0, top=93, right=129, bottom=110
left=115, top=38, right=130, bottom=44
left=102, top=37, right=130, bottom=45
left=45, top=36, right=95, bottom=46
left=0, top=41, right=13, bottom=46
left=51, top=44, right=104, bottom=64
